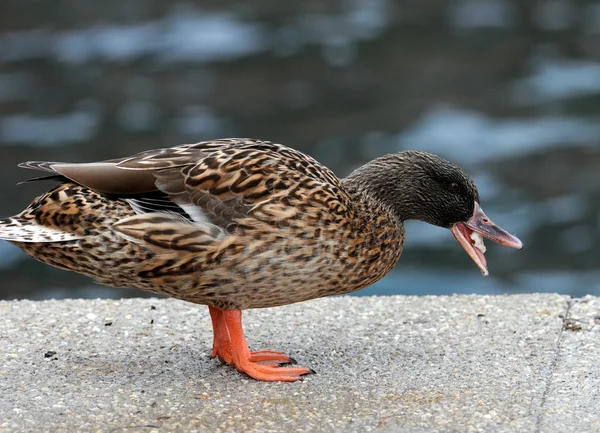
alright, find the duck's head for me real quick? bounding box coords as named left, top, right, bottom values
left=345, top=150, right=523, bottom=276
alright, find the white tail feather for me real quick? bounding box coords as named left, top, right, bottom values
left=0, top=218, right=81, bottom=242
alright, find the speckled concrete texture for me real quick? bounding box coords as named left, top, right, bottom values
left=0, top=295, right=596, bottom=432
left=537, top=296, right=600, bottom=433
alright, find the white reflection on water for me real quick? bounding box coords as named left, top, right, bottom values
left=292, top=0, right=389, bottom=66
left=173, top=106, right=227, bottom=138
left=449, top=0, right=515, bottom=29
left=1, top=111, right=100, bottom=146
left=0, top=11, right=266, bottom=65
left=0, top=0, right=391, bottom=67
left=399, top=106, right=600, bottom=164
left=512, top=59, right=600, bottom=104
left=157, top=9, right=265, bottom=63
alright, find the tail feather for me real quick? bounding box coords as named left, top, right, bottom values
left=16, top=161, right=68, bottom=184
left=17, top=174, right=68, bottom=185
left=18, top=161, right=61, bottom=173
left=0, top=217, right=81, bottom=242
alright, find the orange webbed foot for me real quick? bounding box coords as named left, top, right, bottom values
left=208, top=307, right=315, bottom=382
left=249, top=350, right=297, bottom=365
left=231, top=355, right=314, bottom=382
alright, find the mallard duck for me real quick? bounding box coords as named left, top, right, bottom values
left=0, top=139, right=522, bottom=382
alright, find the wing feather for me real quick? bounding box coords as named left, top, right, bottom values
left=17, top=139, right=352, bottom=248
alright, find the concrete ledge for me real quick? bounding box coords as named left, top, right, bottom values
left=0, top=295, right=598, bottom=432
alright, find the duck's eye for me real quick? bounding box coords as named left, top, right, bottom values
left=449, top=182, right=460, bottom=193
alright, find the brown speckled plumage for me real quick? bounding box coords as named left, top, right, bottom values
left=4, top=139, right=403, bottom=309
left=0, top=138, right=522, bottom=381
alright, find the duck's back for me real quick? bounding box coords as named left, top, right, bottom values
left=1, top=139, right=404, bottom=309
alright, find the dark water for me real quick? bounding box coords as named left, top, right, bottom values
left=1, top=0, right=599, bottom=301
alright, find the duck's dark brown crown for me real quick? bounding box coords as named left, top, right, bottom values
left=343, top=150, right=479, bottom=228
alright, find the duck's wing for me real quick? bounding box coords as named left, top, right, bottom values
left=18, top=139, right=352, bottom=248
left=114, top=139, right=352, bottom=242
left=17, top=140, right=236, bottom=194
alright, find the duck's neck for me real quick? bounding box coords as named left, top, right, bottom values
left=342, top=154, right=429, bottom=224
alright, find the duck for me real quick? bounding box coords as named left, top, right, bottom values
left=0, top=138, right=523, bottom=382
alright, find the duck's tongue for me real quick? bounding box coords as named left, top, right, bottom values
left=450, top=203, right=523, bottom=276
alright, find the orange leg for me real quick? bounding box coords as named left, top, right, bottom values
left=208, top=307, right=314, bottom=382
left=209, top=306, right=233, bottom=364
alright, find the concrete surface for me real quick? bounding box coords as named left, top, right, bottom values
left=0, top=295, right=597, bottom=433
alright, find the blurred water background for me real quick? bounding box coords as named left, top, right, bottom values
left=0, top=0, right=599, bottom=301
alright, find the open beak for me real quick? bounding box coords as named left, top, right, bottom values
left=450, top=203, right=523, bottom=276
